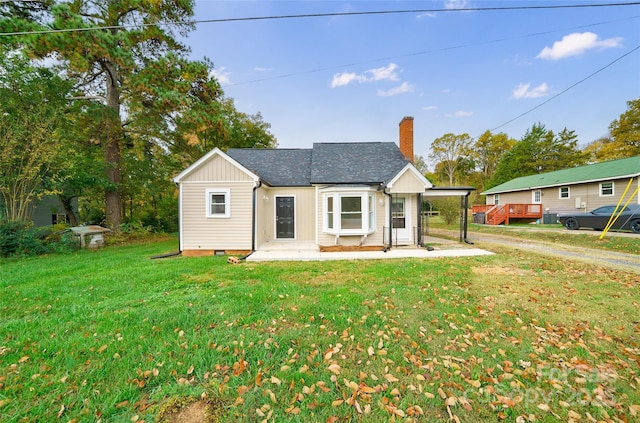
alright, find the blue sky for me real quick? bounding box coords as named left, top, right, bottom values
left=187, top=1, right=640, bottom=164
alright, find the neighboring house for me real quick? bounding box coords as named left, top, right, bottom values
left=174, top=117, right=472, bottom=256
left=481, top=156, right=640, bottom=218
left=0, top=195, right=76, bottom=226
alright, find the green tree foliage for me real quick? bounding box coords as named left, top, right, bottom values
left=471, top=130, right=516, bottom=192
left=428, top=133, right=472, bottom=185
left=489, top=123, right=588, bottom=188
left=1, top=1, right=277, bottom=230
left=585, top=98, right=640, bottom=161
left=0, top=52, right=73, bottom=223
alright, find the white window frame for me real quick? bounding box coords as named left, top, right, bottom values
left=559, top=186, right=570, bottom=199
left=532, top=190, right=542, bottom=203
left=493, top=194, right=500, bottom=205
left=322, top=188, right=376, bottom=235
left=600, top=182, right=614, bottom=197
left=206, top=188, right=230, bottom=218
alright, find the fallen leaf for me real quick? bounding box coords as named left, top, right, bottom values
left=270, top=376, right=282, bottom=386
left=384, top=373, right=399, bottom=383
left=328, top=363, right=341, bottom=375
left=538, top=403, right=551, bottom=412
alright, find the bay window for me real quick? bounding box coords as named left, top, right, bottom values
left=323, top=189, right=376, bottom=235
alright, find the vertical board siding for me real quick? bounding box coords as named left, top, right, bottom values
left=186, top=155, right=254, bottom=182
left=389, top=170, right=427, bottom=193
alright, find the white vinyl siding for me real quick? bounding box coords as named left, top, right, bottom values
left=206, top=189, right=230, bottom=218
left=181, top=182, right=254, bottom=251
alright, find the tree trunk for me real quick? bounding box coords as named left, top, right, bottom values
left=104, top=60, right=122, bottom=229
left=58, top=195, right=78, bottom=226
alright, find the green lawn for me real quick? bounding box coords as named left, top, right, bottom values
left=1, top=236, right=639, bottom=422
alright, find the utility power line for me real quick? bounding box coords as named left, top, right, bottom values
left=490, top=43, right=640, bottom=133
left=1, top=1, right=640, bottom=36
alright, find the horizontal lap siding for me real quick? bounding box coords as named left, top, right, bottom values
left=181, top=181, right=254, bottom=251
left=257, top=187, right=316, bottom=244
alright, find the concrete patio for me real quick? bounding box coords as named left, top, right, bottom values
left=246, top=236, right=493, bottom=262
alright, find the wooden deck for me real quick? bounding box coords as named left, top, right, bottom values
left=472, top=204, right=543, bottom=225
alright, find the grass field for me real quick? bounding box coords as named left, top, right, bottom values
left=1, top=235, right=639, bottom=422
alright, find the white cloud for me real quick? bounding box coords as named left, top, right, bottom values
left=253, top=67, right=271, bottom=72
left=422, top=105, right=437, bottom=111
left=537, top=32, right=623, bottom=60
left=331, top=63, right=399, bottom=88
left=511, top=82, right=549, bottom=99
left=445, top=110, right=474, bottom=118
left=445, top=0, right=470, bottom=9
left=377, top=82, right=415, bottom=97
left=209, top=67, right=231, bottom=85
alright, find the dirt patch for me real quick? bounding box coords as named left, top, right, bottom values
left=156, top=399, right=212, bottom=423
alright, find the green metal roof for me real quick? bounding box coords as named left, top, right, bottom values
left=482, top=156, right=640, bottom=195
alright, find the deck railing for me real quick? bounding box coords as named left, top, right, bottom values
left=472, top=204, right=543, bottom=225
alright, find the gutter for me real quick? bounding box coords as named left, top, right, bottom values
left=383, top=187, right=393, bottom=251
left=242, top=180, right=262, bottom=261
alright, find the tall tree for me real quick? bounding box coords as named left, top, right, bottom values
left=489, top=123, right=588, bottom=188
left=0, top=52, right=72, bottom=222
left=585, top=98, right=640, bottom=160
left=472, top=130, right=516, bottom=191
left=428, top=133, right=472, bottom=185
left=0, top=0, right=222, bottom=229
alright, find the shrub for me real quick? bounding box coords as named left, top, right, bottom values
left=431, top=197, right=462, bottom=225
left=0, top=221, right=78, bottom=258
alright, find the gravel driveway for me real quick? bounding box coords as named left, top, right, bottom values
left=429, top=228, right=640, bottom=274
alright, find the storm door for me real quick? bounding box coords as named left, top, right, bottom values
left=392, top=196, right=411, bottom=243
left=275, top=196, right=295, bottom=239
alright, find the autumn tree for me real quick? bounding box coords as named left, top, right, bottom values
left=428, top=133, right=472, bottom=185
left=0, top=1, right=225, bottom=229
left=471, top=130, right=516, bottom=192
left=0, top=52, right=72, bottom=222
left=585, top=98, right=640, bottom=161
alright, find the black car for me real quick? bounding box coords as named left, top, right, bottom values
left=558, top=204, right=640, bottom=233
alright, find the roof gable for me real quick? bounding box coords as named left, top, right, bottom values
left=386, top=163, right=433, bottom=193
left=173, top=148, right=258, bottom=183
left=483, top=156, right=640, bottom=195
left=177, top=142, right=416, bottom=188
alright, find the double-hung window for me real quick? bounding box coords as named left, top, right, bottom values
left=206, top=188, right=230, bottom=218
left=323, top=189, right=376, bottom=235
left=600, top=182, right=614, bottom=197
left=559, top=187, right=570, bottom=199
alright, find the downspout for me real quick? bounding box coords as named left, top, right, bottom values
left=241, top=180, right=262, bottom=261
left=417, top=193, right=423, bottom=247
left=383, top=187, right=393, bottom=251
left=463, top=192, right=474, bottom=244
left=174, top=181, right=183, bottom=254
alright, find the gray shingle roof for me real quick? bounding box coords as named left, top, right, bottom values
left=227, top=142, right=410, bottom=187
left=227, top=148, right=312, bottom=186
left=310, top=142, right=410, bottom=184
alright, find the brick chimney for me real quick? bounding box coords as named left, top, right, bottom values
left=399, top=116, right=414, bottom=163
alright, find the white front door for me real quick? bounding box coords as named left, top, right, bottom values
left=392, top=196, right=412, bottom=243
